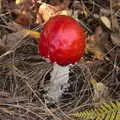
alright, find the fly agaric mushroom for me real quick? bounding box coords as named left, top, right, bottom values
left=39, top=15, right=85, bottom=102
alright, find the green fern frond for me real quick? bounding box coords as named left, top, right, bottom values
left=69, top=102, right=120, bottom=120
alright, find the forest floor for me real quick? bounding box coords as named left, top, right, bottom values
left=0, top=0, right=120, bottom=120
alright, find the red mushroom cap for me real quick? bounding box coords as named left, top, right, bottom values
left=39, top=15, right=86, bottom=66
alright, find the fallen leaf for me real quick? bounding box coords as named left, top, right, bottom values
left=86, top=26, right=108, bottom=60
left=100, top=16, right=111, bottom=30
left=56, top=9, right=72, bottom=16
left=100, top=8, right=112, bottom=16
left=16, top=0, right=24, bottom=5
left=111, top=33, right=120, bottom=46
left=55, top=0, right=70, bottom=10
left=36, top=1, right=70, bottom=24
left=91, top=79, right=109, bottom=103
left=14, top=0, right=36, bottom=26
left=112, top=0, right=120, bottom=8
left=36, top=3, right=57, bottom=23
left=15, top=0, right=35, bottom=10
left=15, top=11, right=33, bottom=26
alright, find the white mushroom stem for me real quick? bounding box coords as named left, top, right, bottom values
left=47, top=63, right=70, bottom=102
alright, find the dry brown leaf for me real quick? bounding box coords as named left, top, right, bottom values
left=15, top=0, right=70, bottom=25
left=56, top=9, right=72, bottom=16
left=15, top=0, right=36, bottom=10
left=14, top=0, right=36, bottom=26
left=55, top=0, right=70, bottom=10
left=111, top=33, right=120, bottom=46
left=112, top=0, right=120, bottom=8
left=87, top=26, right=119, bottom=61
left=100, top=8, right=112, bottom=16
left=36, top=1, right=70, bottom=24
left=36, top=3, right=57, bottom=23
left=100, top=16, right=111, bottom=30
left=86, top=26, right=108, bottom=60
left=15, top=11, right=33, bottom=26
left=50, top=0, right=70, bottom=8
left=86, top=36, right=105, bottom=60
left=16, top=0, right=24, bottom=5
left=91, top=79, right=109, bottom=103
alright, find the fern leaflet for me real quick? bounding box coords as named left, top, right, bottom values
left=69, top=102, right=120, bottom=120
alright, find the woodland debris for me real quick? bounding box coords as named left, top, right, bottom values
left=36, top=1, right=71, bottom=24
left=111, top=33, right=120, bottom=46
left=86, top=26, right=108, bottom=60
left=100, top=16, right=111, bottom=30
